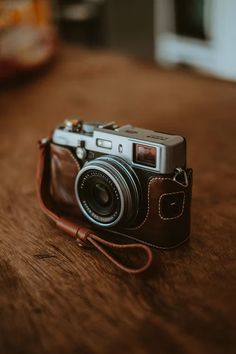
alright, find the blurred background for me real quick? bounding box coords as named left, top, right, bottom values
left=1, top=0, right=236, bottom=82
left=0, top=3, right=236, bottom=354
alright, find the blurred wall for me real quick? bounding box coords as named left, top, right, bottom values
left=154, top=0, right=236, bottom=80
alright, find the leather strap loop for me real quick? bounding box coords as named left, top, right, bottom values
left=84, top=234, right=152, bottom=274
left=36, top=138, right=153, bottom=274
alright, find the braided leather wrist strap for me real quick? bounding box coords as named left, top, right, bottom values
left=36, top=139, right=153, bottom=274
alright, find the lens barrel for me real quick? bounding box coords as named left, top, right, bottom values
left=75, top=156, right=141, bottom=227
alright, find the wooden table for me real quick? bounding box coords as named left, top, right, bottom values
left=0, top=46, right=235, bottom=354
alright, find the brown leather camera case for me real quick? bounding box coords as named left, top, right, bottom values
left=49, top=143, right=193, bottom=249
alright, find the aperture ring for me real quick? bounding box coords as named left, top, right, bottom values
left=75, top=156, right=141, bottom=228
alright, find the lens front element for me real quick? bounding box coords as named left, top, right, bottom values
left=93, top=183, right=110, bottom=207
left=77, top=169, right=121, bottom=224
left=75, top=156, right=141, bottom=227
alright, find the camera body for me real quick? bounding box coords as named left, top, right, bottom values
left=50, top=119, right=192, bottom=248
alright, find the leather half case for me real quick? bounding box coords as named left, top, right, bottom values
left=50, top=143, right=193, bottom=249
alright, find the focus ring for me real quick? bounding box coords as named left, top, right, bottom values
left=75, top=156, right=141, bottom=228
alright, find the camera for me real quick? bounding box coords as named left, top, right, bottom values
left=50, top=119, right=192, bottom=248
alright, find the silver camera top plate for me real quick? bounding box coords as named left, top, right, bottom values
left=52, top=120, right=186, bottom=174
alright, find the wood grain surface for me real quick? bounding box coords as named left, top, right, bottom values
left=0, top=46, right=235, bottom=354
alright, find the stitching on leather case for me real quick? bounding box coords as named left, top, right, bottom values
left=67, top=149, right=80, bottom=171
left=129, top=177, right=157, bottom=230
left=130, top=171, right=191, bottom=230
left=158, top=191, right=185, bottom=220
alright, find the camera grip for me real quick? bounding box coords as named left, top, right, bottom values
left=119, top=171, right=193, bottom=248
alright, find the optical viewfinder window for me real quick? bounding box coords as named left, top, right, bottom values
left=133, top=144, right=156, bottom=167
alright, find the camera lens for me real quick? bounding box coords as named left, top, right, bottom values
left=75, top=156, right=141, bottom=227
left=84, top=175, right=120, bottom=219
left=93, top=183, right=110, bottom=206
